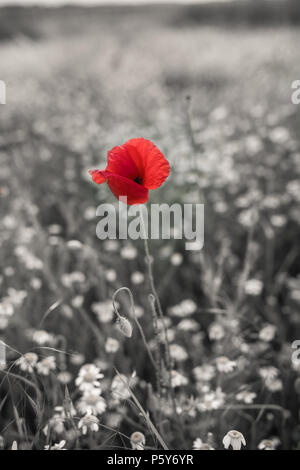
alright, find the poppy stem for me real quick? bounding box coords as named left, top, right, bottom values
left=140, top=210, right=188, bottom=446
left=140, top=211, right=172, bottom=373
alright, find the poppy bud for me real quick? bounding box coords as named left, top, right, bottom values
left=116, top=316, right=132, bottom=338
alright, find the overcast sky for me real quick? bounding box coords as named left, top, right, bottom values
left=0, top=0, right=230, bottom=6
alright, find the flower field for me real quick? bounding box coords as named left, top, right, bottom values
left=0, top=9, right=300, bottom=450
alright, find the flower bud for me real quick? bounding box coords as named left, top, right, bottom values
left=116, top=316, right=132, bottom=338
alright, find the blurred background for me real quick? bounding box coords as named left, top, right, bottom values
left=1, top=0, right=300, bottom=451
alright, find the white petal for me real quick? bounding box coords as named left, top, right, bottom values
left=222, top=435, right=231, bottom=449
left=231, top=439, right=242, bottom=450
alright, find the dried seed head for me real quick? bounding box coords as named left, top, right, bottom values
left=116, top=316, right=132, bottom=338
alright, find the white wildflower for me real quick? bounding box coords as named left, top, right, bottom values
left=259, top=324, right=276, bottom=342
left=223, top=430, right=246, bottom=450
left=78, top=413, right=99, bottom=435
left=105, top=337, right=120, bottom=354
left=193, top=365, right=215, bottom=382
left=193, top=438, right=214, bottom=450
left=131, top=272, right=144, bottom=285
left=120, top=245, right=137, bottom=260
left=75, top=364, right=104, bottom=391
left=44, top=440, right=66, bottom=450
left=16, top=352, right=38, bottom=373
left=236, top=390, right=257, bottom=404
left=77, top=389, right=107, bottom=416
left=208, top=322, right=225, bottom=341
left=36, top=356, right=56, bottom=376
left=216, top=356, right=236, bottom=373
left=171, top=253, right=183, bottom=266
left=170, top=344, right=188, bottom=362
left=111, top=374, right=131, bottom=400
left=245, top=279, right=263, bottom=296
left=130, top=432, right=145, bottom=450
left=171, top=370, right=188, bottom=388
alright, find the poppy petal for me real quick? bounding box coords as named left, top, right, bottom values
left=89, top=170, right=107, bottom=184
left=106, top=174, right=149, bottom=205
left=106, top=145, right=139, bottom=180
left=123, top=138, right=170, bottom=190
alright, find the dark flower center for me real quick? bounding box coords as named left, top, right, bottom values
left=134, top=177, right=143, bottom=185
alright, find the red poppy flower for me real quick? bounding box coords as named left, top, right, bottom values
left=89, top=138, right=170, bottom=205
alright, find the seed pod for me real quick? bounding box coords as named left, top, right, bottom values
left=116, top=316, right=132, bottom=338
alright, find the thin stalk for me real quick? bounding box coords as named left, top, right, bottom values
left=114, top=368, right=169, bottom=450
left=112, top=287, right=157, bottom=371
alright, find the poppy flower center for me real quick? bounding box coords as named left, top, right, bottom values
left=134, top=176, right=143, bottom=185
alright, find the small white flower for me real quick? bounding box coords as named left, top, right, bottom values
left=70, top=353, right=85, bottom=366
left=177, top=319, right=199, bottom=331
left=197, top=387, right=225, bottom=412
left=258, top=439, right=276, bottom=450
left=193, top=438, right=214, bottom=450
left=265, top=378, right=283, bottom=392
left=193, top=365, right=216, bottom=382
left=130, top=432, right=145, bottom=450
left=91, top=300, right=114, bottom=323
left=57, top=371, right=72, bottom=384
left=16, top=352, right=38, bottom=373
left=75, top=364, right=104, bottom=391
left=105, top=269, right=117, bottom=282
left=71, top=295, right=84, bottom=308
left=77, top=389, right=107, bottom=416
left=170, top=344, right=188, bottom=362
left=120, top=245, right=137, bottom=260
left=0, top=315, right=9, bottom=330
left=44, top=440, right=66, bottom=450
left=171, top=370, right=188, bottom=388
left=30, top=277, right=42, bottom=290
left=216, top=356, right=236, bottom=373
left=66, top=240, right=83, bottom=250
left=180, top=299, right=197, bottom=314
left=36, top=356, right=56, bottom=376
left=171, top=253, right=183, bottom=266
left=104, top=240, right=119, bottom=252
left=78, top=413, right=99, bottom=435
left=43, top=414, right=65, bottom=436
left=105, top=337, right=120, bottom=354
left=259, top=367, right=283, bottom=391
left=31, top=330, right=55, bottom=346
left=11, top=441, right=18, bottom=450
left=111, top=374, right=131, bottom=400
left=131, top=272, right=144, bottom=285
left=134, top=306, right=144, bottom=318
left=168, top=299, right=196, bottom=317
left=236, top=390, right=257, bottom=404
left=0, top=299, right=14, bottom=317
left=259, top=324, right=276, bottom=342
left=208, top=322, right=225, bottom=341
left=245, top=279, right=263, bottom=296
left=223, top=430, right=246, bottom=450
